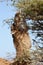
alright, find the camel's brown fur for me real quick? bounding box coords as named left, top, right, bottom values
left=11, top=12, right=31, bottom=58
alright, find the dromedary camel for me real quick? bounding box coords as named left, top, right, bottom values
left=11, top=12, right=31, bottom=58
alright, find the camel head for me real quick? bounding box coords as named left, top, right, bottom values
left=14, top=12, right=29, bottom=33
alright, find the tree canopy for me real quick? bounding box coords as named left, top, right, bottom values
left=11, top=0, right=43, bottom=21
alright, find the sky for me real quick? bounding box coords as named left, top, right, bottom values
left=0, top=1, right=17, bottom=60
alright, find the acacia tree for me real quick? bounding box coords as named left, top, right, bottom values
left=8, top=0, right=43, bottom=64
left=6, top=0, right=43, bottom=64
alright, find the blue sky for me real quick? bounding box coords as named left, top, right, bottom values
left=0, top=2, right=16, bottom=60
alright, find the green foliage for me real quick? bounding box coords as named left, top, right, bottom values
left=11, top=0, right=43, bottom=20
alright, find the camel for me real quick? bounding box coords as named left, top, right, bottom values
left=11, top=12, right=31, bottom=58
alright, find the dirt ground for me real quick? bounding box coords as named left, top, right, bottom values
left=0, top=58, right=10, bottom=65
left=0, top=58, right=43, bottom=65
